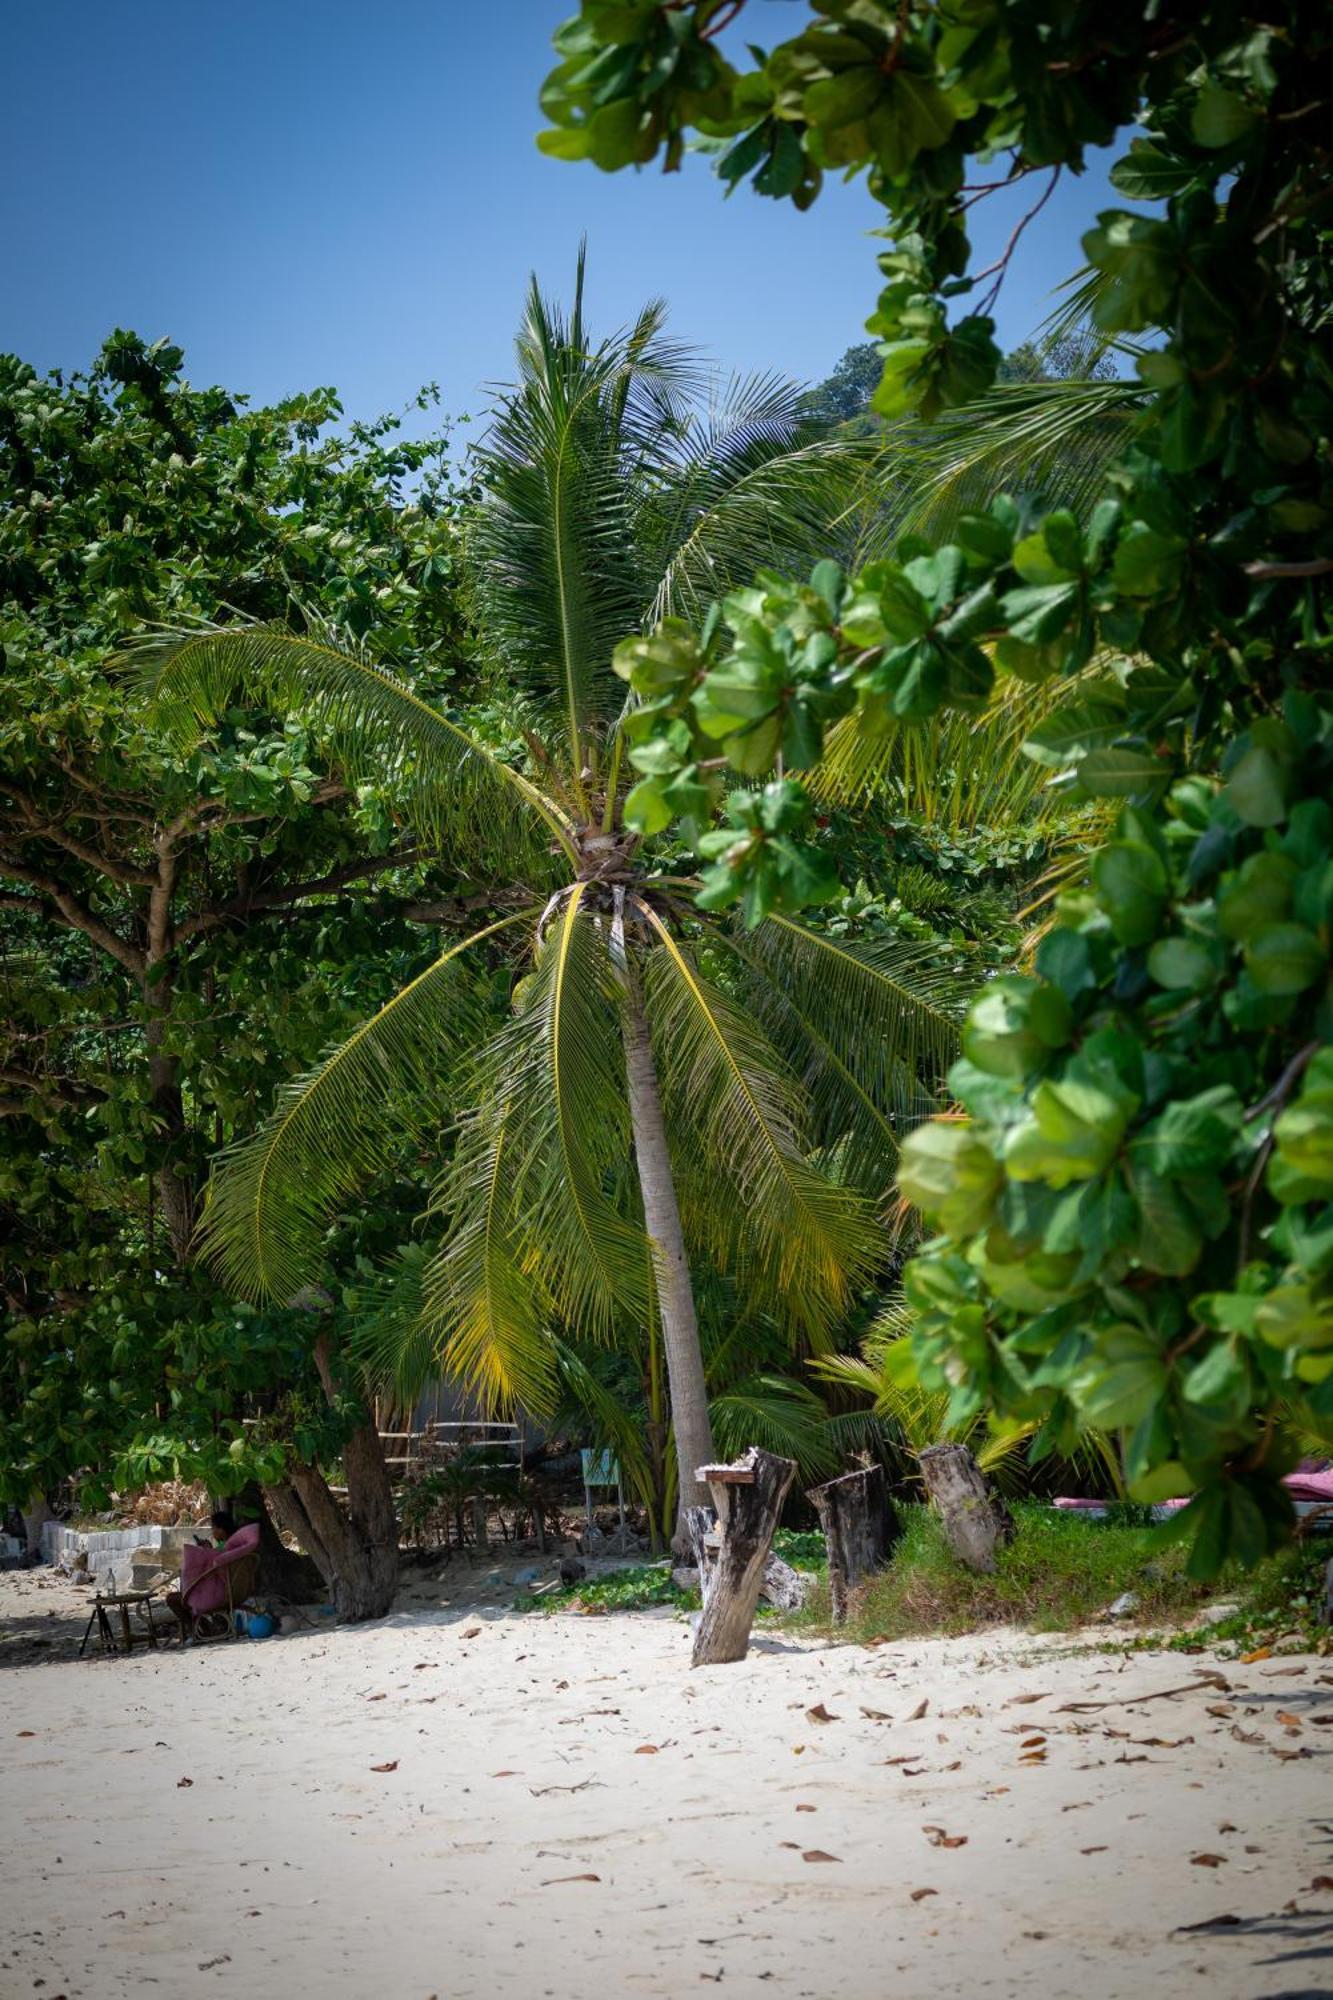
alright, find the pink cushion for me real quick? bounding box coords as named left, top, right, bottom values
left=1285, top=1469, right=1333, bottom=1505
left=180, top=1523, right=260, bottom=1615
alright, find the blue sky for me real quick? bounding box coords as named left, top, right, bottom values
left=5, top=2, right=1118, bottom=428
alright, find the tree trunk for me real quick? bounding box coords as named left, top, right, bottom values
left=233, top=1480, right=324, bottom=1602
left=264, top=1336, right=400, bottom=1621
left=807, top=1464, right=899, bottom=1624
left=621, top=986, right=714, bottom=1551
left=20, top=1491, right=53, bottom=1565
left=690, top=1447, right=797, bottom=1667
left=918, top=1444, right=1013, bottom=1574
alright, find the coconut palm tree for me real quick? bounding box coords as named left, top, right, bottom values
left=133, top=261, right=967, bottom=1544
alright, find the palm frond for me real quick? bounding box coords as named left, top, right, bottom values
left=861, top=376, right=1142, bottom=549
left=417, top=1105, right=557, bottom=1415
left=470, top=257, right=701, bottom=778
left=128, top=624, right=575, bottom=871
left=815, top=665, right=1105, bottom=832
left=709, top=1373, right=842, bottom=1481
left=550, top=1336, right=654, bottom=1504
left=647, top=403, right=882, bottom=623
left=635, top=899, right=882, bottom=1344
left=194, top=913, right=530, bottom=1301
left=468, top=886, right=648, bottom=1337
left=731, top=916, right=966, bottom=1191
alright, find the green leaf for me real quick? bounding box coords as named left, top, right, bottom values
left=1090, top=840, right=1168, bottom=946
left=1244, top=922, right=1326, bottom=996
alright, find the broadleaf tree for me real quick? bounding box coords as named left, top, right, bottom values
left=533, top=0, right=1333, bottom=1573
left=0, top=333, right=481, bottom=1613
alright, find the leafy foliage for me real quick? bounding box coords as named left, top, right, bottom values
left=537, top=1, right=1333, bottom=1571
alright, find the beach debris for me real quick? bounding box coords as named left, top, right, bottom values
left=805, top=1704, right=840, bottom=1725
left=370, top=1761, right=399, bottom=1773
left=801, top=1850, right=841, bottom=1863
left=922, top=1826, right=967, bottom=1849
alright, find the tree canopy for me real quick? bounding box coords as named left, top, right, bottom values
left=537, top=0, right=1333, bottom=1571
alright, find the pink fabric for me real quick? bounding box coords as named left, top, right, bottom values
left=180, top=1523, right=260, bottom=1615
left=1284, top=1469, right=1333, bottom=1505
left=1054, top=1467, right=1333, bottom=1511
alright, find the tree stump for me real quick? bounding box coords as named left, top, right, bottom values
left=918, top=1443, right=1014, bottom=1574
left=806, top=1464, right=899, bottom=1623
left=689, top=1448, right=796, bottom=1667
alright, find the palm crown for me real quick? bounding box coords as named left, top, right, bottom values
left=135, top=259, right=966, bottom=1536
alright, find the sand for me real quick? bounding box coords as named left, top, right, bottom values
left=2, top=1565, right=1331, bottom=2000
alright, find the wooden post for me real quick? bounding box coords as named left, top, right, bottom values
left=690, top=1448, right=796, bottom=1667
left=918, top=1443, right=1014, bottom=1573
left=807, top=1464, right=899, bottom=1623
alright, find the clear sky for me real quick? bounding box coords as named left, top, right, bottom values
left=4, top=2, right=1119, bottom=428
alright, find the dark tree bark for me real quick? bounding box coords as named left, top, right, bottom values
left=918, top=1443, right=1014, bottom=1574
left=807, top=1464, right=899, bottom=1623
left=690, top=1447, right=797, bottom=1667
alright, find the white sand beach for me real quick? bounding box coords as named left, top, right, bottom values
left=2, top=1568, right=1331, bottom=2000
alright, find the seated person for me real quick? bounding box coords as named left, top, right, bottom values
left=193, top=1509, right=237, bottom=1549
left=164, top=1513, right=258, bottom=1636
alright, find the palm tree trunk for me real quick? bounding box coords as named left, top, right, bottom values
left=621, top=985, right=715, bottom=1551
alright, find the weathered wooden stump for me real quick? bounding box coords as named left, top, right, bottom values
left=807, top=1464, right=899, bottom=1623
left=689, top=1448, right=797, bottom=1667
left=918, top=1443, right=1014, bottom=1573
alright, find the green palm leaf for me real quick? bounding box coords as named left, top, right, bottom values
left=195, top=911, right=532, bottom=1301
left=635, top=899, right=882, bottom=1344
left=709, top=1373, right=841, bottom=1481
left=470, top=253, right=701, bottom=784
left=471, top=886, right=648, bottom=1336
left=128, top=623, right=576, bottom=871
left=732, top=916, right=966, bottom=1190
left=417, top=1106, right=557, bottom=1415
left=646, top=382, right=881, bottom=621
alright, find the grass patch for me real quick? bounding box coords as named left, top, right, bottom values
left=512, top=1562, right=693, bottom=1615
left=805, top=1501, right=1215, bottom=1643
left=1153, top=1535, right=1331, bottom=1659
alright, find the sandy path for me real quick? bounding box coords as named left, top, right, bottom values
left=2, top=1584, right=1331, bottom=2000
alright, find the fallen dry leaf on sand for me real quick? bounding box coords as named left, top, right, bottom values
left=16, top=1730, right=34, bottom=1738
left=176, top=1777, right=193, bottom=1788
left=911, top=1888, right=937, bottom=1902
left=1276, top=1711, right=1303, bottom=1728
left=541, top=1874, right=600, bottom=1885
left=1310, top=1875, right=1333, bottom=1891
left=923, top=1826, right=967, bottom=1849
left=1191, top=1853, right=1227, bottom=1867
left=491, top=1770, right=519, bottom=1778
left=806, top=1704, right=840, bottom=1725
left=905, top=1699, right=929, bottom=1722
left=634, top=1744, right=660, bottom=1755
left=859, top=1707, right=892, bottom=1721
left=795, top=1804, right=816, bottom=1813
left=370, top=1761, right=399, bottom=1774
left=1007, top=1693, right=1051, bottom=1706
left=1081, top=1846, right=1108, bottom=1855
left=461, top=1626, right=481, bottom=1639
left=1239, top=1647, right=1272, bottom=1664
left=802, top=1850, right=841, bottom=1863
left=365, top=1693, right=386, bottom=1703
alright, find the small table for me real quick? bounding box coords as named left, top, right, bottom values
left=79, top=1588, right=167, bottom=1658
